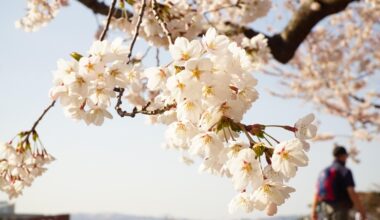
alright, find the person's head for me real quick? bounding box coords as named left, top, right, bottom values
left=333, top=145, right=348, bottom=163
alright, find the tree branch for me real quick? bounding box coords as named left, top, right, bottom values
left=76, top=0, right=131, bottom=18
left=78, top=0, right=357, bottom=64
left=242, top=0, right=357, bottom=63
left=114, top=88, right=176, bottom=118
left=151, top=0, right=174, bottom=45
left=349, top=94, right=380, bottom=109
left=99, top=0, right=117, bottom=41
left=126, top=0, right=146, bottom=63
left=24, top=100, right=56, bottom=141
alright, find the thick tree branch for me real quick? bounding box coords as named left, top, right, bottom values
left=77, top=0, right=357, bottom=64
left=242, top=0, right=357, bottom=63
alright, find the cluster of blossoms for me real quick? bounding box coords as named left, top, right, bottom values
left=110, top=0, right=272, bottom=48
left=146, top=27, right=259, bottom=125
left=15, top=0, right=68, bottom=32
left=140, top=29, right=317, bottom=215
left=242, top=34, right=271, bottom=65
left=0, top=139, right=54, bottom=199
left=47, top=27, right=317, bottom=215
left=198, top=0, right=272, bottom=25
left=111, top=0, right=203, bottom=47
left=50, top=38, right=145, bottom=125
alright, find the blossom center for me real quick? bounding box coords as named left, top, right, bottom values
left=278, top=147, right=289, bottom=160
left=242, top=160, right=252, bottom=173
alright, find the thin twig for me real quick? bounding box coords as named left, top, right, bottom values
left=263, top=136, right=273, bottom=147
left=263, top=131, right=280, bottom=144
left=238, top=123, right=256, bottom=145
left=151, top=0, right=173, bottom=45
left=99, top=0, right=118, bottom=41
left=113, top=0, right=147, bottom=116
left=114, top=88, right=175, bottom=118
left=141, top=46, right=152, bottom=60
left=349, top=94, right=380, bottom=109
left=25, top=100, right=56, bottom=140
left=127, top=0, right=147, bottom=63
left=155, top=47, right=160, bottom=66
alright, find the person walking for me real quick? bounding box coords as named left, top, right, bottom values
left=311, top=145, right=366, bottom=220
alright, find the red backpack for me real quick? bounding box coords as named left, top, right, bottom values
left=317, top=166, right=338, bottom=202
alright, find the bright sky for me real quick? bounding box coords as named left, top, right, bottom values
left=0, top=1, right=379, bottom=220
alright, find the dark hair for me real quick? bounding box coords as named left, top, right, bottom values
left=333, top=145, right=348, bottom=157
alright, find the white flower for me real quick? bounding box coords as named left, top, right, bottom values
left=105, top=61, right=132, bottom=88
left=189, top=132, right=223, bottom=158
left=202, top=28, right=229, bottom=54
left=166, top=73, right=201, bottom=102
left=15, top=0, right=64, bottom=32
left=144, top=67, right=168, bottom=91
left=108, top=38, right=128, bottom=61
left=165, top=120, right=199, bottom=150
left=198, top=155, right=226, bottom=176
left=229, top=148, right=263, bottom=191
left=169, top=37, right=203, bottom=64
left=87, top=86, right=114, bottom=109
left=271, top=139, right=309, bottom=178
left=88, top=40, right=109, bottom=60
left=228, top=192, right=255, bottom=214
left=294, top=113, right=317, bottom=139
left=84, top=107, right=113, bottom=126
left=227, top=42, right=253, bottom=74
left=198, top=104, right=225, bottom=131
left=263, top=165, right=285, bottom=183
left=252, top=180, right=295, bottom=211
left=177, top=100, right=202, bottom=123
left=200, top=83, right=230, bottom=107
left=0, top=142, right=54, bottom=199
left=63, top=105, right=87, bottom=121
left=184, top=58, right=213, bottom=82
left=78, top=56, right=104, bottom=81
left=226, top=140, right=249, bottom=159
left=242, top=34, right=271, bottom=65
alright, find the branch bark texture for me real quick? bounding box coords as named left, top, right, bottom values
left=243, top=0, right=357, bottom=63
left=76, top=0, right=357, bottom=64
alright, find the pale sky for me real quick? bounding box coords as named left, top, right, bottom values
left=0, top=1, right=379, bottom=220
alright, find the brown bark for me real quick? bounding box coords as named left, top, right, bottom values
left=76, top=0, right=357, bottom=64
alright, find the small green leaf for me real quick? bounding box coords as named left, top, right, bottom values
left=70, top=52, right=83, bottom=61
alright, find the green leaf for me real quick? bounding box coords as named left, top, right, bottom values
left=70, top=52, right=83, bottom=61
